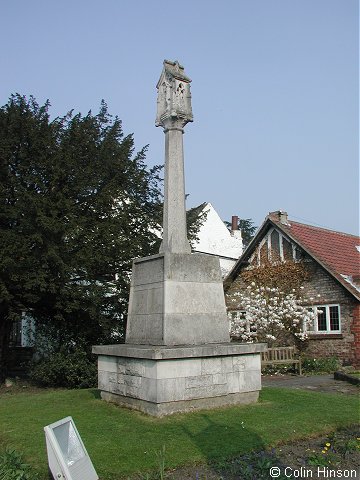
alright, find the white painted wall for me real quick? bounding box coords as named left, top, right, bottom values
left=192, top=203, right=243, bottom=277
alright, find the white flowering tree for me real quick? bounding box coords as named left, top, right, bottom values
left=229, top=283, right=317, bottom=347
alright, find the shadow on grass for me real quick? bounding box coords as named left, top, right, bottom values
left=89, top=389, right=101, bottom=400
left=178, top=414, right=290, bottom=479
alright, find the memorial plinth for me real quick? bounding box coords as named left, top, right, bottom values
left=93, top=343, right=265, bottom=416
left=93, top=60, right=265, bottom=416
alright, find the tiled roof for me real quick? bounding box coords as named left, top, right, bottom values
left=271, top=217, right=360, bottom=299
left=226, top=212, right=360, bottom=301
left=288, top=222, right=359, bottom=278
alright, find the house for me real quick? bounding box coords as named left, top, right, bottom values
left=190, top=202, right=243, bottom=277
left=224, top=210, right=360, bottom=366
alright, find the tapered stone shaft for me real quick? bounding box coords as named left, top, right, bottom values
left=160, top=124, right=191, bottom=253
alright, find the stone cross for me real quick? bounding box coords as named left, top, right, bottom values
left=92, top=60, right=265, bottom=416
left=122, top=59, right=231, bottom=347
left=156, top=60, right=193, bottom=254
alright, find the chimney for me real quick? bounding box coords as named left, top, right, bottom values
left=230, top=215, right=242, bottom=242
left=269, top=210, right=290, bottom=225
left=231, top=215, right=238, bottom=231
left=279, top=210, right=289, bottom=225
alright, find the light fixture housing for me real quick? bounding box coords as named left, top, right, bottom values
left=44, top=416, right=98, bottom=480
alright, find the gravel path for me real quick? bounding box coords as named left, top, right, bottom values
left=262, top=373, right=360, bottom=396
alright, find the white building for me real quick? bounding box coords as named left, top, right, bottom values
left=191, top=203, right=243, bottom=277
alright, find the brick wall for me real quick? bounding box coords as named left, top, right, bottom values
left=350, top=304, right=360, bottom=367
left=302, top=260, right=357, bottom=365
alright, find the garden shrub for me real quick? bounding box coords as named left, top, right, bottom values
left=302, top=356, right=340, bottom=374
left=0, top=448, right=38, bottom=480
left=262, top=356, right=341, bottom=375
left=262, top=363, right=298, bottom=375
left=29, top=349, right=97, bottom=388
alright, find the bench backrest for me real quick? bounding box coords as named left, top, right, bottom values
left=261, top=346, right=296, bottom=362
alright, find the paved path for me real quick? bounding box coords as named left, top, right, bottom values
left=262, top=373, right=360, bottom=396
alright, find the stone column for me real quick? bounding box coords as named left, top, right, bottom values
left=156, top=60, right=193, bottom=254
left=161, top=121, right=190, bottom=253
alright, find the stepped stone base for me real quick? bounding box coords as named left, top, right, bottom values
left=92, top=343, right=266, bottom=416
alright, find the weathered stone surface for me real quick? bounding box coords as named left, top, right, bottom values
left=201, top=357, right=223, bottom=375
left=93, top=343, right=266, bottom=416
left=156, top=60, right=193, bottom=129
left=100, top=390, right=259, bottom=417
left=93, top=342, right=266, bottom=359
left=155, top=358, right=202, bottom=379
left=132, top=255, right=164, bottom=285
left=126, top=314, right=164, bottom=345
left=213, top=373, right=228, bottom=385
left=156, top=377, right=187, bottom=402
left=165, top=253, right=223, bottom=282
left=162, top=313, right=229, bottom=345
left=98, top=356, right=117, bottom=373
left=185, top=374, right=213, bottom=389
left=125, top=252, right=230, bottom=345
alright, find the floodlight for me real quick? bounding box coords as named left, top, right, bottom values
left=44, top=416, right=98, bottom=480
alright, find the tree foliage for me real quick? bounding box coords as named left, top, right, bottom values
left=224, top=217, right=257, bottom=247
left=0, top=94, right=163, bottom=380
left=241, top=260, right=310, bottom=293
left=227, top=261, right=315, bottom=348
left=186, top=201, right=208, bottom=249
left=229, top=283, right=316, bottom=348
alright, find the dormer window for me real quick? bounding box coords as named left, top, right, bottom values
left=251, top=228, right=301, bottom=266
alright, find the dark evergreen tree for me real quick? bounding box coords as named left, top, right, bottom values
left=224, top=217, right=257, bottom=248
left=0, top=95, right=163, bottom=381
left=186, top=201, right=208, bottom=249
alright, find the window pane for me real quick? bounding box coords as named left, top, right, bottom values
left=317, top=307, right=327, bottom=331
left=329, top=306, right=340, bottom=331
left=9, top=320, right=22, bottom=346
left=295, top=247, right=305, bottom=261
left=282, top=237, right=293, bottom=261
left=229, top=311, right=246, bottom=321
left=271, top=230, right=281, bottom=261
left=306, top=309, right=315, bottom=331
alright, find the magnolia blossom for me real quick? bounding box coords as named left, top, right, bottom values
left=229, top=283, right=317, bottom=343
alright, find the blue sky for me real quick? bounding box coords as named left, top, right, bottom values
left=1, top=0, right=358, bottom=235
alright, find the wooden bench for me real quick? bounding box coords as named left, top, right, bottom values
left=261, top=346, right=302, bottom=375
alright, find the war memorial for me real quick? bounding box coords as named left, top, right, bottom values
left=93, top=60, right=265, bottom=416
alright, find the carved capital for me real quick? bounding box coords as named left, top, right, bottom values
left=156, top=60, right=193, bottom=129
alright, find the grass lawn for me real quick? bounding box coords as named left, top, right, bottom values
left=0, top=387, right=359, bottom=479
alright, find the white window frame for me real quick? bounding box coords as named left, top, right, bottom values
left=10, top=313, right=35, bottom=347
left=308, top=304, right=341, bottom=334
left=228, top=310, right=247, bottom=323
left=228, top=310, right=251, bottom=334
